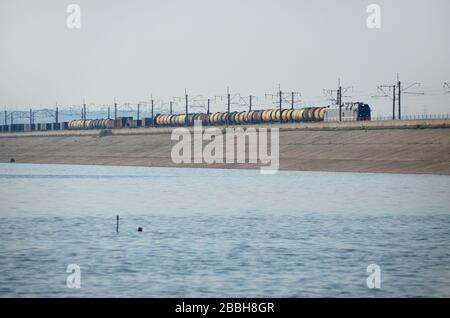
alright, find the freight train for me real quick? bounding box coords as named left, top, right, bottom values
left=153, top=107, right=327, bottom=127
left=152, top=103, right=370, bottom=127
left=0, top=104, right=371, bottom=133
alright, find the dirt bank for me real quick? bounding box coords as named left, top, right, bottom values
left=1, top=120, right=449, bottom=175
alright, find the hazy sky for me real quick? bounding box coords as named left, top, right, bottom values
left=1, top=0, right=449, bottom=116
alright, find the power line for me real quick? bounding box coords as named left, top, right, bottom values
left=265, top=85, right=302, bottom=122
left=173, top=89, right=204, bottom=126
left=323, top=79, right=353, bottom=121
left=375, top=74, right=424, bottom=120
left=236, top=94, right=258, bottom=111
left=397, top=74, right=424, bottom=120
left=214, top=87, right=241, bottom=125
left=374, top=85, right=396, bottom=120
left=4, top=81, right=450, bottom=122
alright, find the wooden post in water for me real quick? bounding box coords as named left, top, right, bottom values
left=116, top=215, right=119, bottom=233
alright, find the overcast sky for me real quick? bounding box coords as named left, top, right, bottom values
left=0, top=0, right=449, bottom=116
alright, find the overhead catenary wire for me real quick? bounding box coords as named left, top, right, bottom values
left=3, top=80, right=450, bottom=124
left=323, top=78, right=353, bottom=121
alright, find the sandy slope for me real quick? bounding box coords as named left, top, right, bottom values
left=1, top=120, right=449, bottom=175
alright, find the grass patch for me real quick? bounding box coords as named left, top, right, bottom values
left=98, top=129, right=112, bottom=137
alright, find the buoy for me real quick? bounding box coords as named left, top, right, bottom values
left=138, top=227, right=143, bottom=232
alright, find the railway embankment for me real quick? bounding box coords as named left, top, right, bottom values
left=1, top=119, right=449, bottom=175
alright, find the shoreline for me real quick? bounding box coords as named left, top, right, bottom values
left=3, top=161, right=450, bottom=177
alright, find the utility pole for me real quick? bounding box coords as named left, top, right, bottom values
left=279, top=87, right=282, bottom=123
left=170, top=101, right=173, bottom=115
left=55, top=107, right=59, bottom=124
left=398, top=79, right=401, bottom=120
left=214, top=88, right=240, bottom=124
left=83, top=103, right=86, bottom=128
left=173, top=91, right=205, bottom=125
left=214, top=87, right=234, bottom=125
left=185, top=90, right=189, bottom=127
left=324, top=79, right=352, bottom=121
left=137, top=103, right=140, bottom=121
left=30, top=109, right=32, bottom=125
left=207, top=99, right=210, bottom=114
left=266, top=85, right=286, bottom=122
left=338, top=85, right=342, bottom=121
left=337, top=86, right=341, bottom=106
left=376, top=75, right=423, bottom=120
left=4, top=110, right=7, bottom=125
left=227, top=88, right=231, bottom=125
left=82, top=98, right=86, bottom=121
left=290, top=92, right=302, bottom=109
left=237, top=95, right=257, bottom=112
left=215, top=87, right=233, bottom=125
left=151, top=98, right=154, bottom=126
left=114, top=102, right=117, bottom=120
left=108, top=105, right=111, bottom=119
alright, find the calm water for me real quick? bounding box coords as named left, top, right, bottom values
left=0, top=163, right=449, bottom=297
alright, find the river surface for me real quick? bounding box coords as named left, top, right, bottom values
left=0, top=163, right=449, bottom=297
